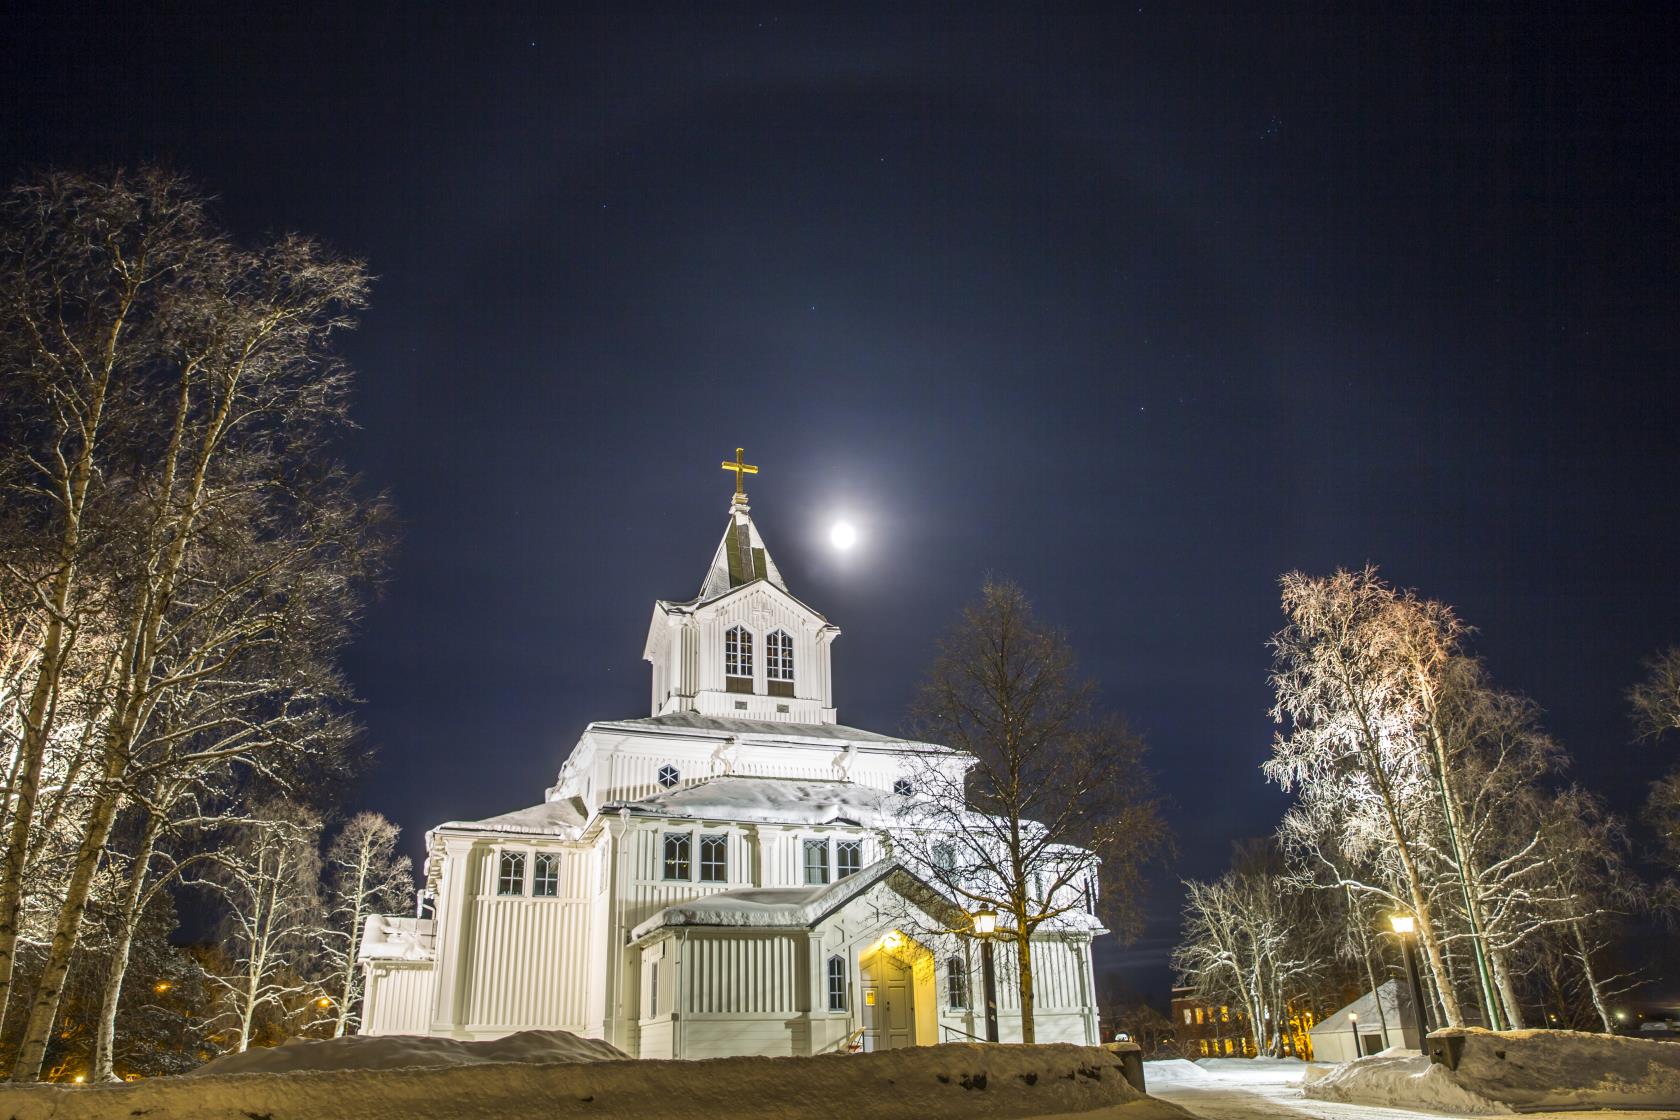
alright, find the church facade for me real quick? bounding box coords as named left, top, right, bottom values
left=358, top=461, right=1106, bottom=1057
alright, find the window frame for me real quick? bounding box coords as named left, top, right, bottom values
left=496, top=850, right=527, bottom=897
left=802, top=838, right=830, bottom=885
left=835, top=839, right=862, bottom=879
left=892, top=778, right=913, bottom=797
left=945, top=955, right=968, bottom=1009
left=724, top=624, right=754, bottom=680
left=766, top=629, right=794, bottom=682
left=656, top=763, right=681, bottom=790
left=662, top=832, right=692, bottom=881
left=826, top=954, right=847, bottom=1012
left=699, top=833, right=728, bottom=883
left=532, top=851, right=560, bottom=897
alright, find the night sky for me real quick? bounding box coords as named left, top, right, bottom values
left=6, top=3, right=1679, bottom=1002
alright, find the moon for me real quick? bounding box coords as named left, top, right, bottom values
left=829, top=521, right=858, bottom=550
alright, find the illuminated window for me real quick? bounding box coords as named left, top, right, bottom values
left=836, top=840, right=862, bottom=878
left=827, top=955, right=847, bottom=1011
left=803, top=839, right=829, bottom=885
left=532, top=853, right=559, bottom=897
left=657, top=763, right=680, bottom=789
left=699, top=834, right=728, bottom=882
left=1199, top=1040, right=1210, bottom=1056
left=725, top=626, right=753, bottom=679
left=497, top=851, right=525, bottom=896
left=1195, top=1008, right=1204, bottom=1025
left=1221, top=1006, right=1230, bottom=1022
left=766, top=630, right=794, bottom=681
left=1224, top=1039, right=1234, bottom=1055
left=946, top=956, right=968, bottom=1008
left=1183, top=1009, right=1193, bottom=1025
left=662, top=834, right=691, bottom=880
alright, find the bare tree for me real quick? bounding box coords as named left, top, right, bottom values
left=320, top=813, right=412, bottom=1037
left=1630, top=647, right=1680, bottom=740
left=0, top=168, right=387, bottom=1079
left=893, top=578, right=1169, bottom=1043
left=198, top=807, right=325, bottom=1054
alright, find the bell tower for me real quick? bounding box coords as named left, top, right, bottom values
left=643, top=450, right=840, bottom=724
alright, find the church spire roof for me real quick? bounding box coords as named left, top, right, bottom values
left=697, top=447, right=786, bottom=602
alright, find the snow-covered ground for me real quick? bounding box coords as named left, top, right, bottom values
left=0, top=1035, right=1185, bottom=1120
left=1145, top=1053, right=1680, bottom=1120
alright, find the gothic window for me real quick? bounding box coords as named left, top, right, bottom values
left=946, top=955, right=968, bottom=1009
left=699, top=834, right=728, bottom=882
left=835, top=840, right=862, bottom=879
left=803, top=839, right=829, bottom=885
left=724, top=625, right=753, bottom=682
left=532, top=852, right=560, bottom=897
left=662, top=833, right=691, bottom=880
left=496, top=851, right=525, bottom=896
left=657, top=764, right=680, bottom=789
left=766, top=629, right=794, bottom=684
left=826, top=955, right=847, bottom=1011
left=892, top=778, right=913, bottom=797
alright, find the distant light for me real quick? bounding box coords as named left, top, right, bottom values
left=1389, top=914, right=1416, bottom=935
left=318, top=997, right=333, bottom=1008
left=73, top=1074, right=85, bottom=1084
left=829, top=521, right=857, bottom=550
left=153, top=981, right=172, bottom=994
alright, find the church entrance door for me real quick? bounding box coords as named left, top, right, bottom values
left=860, top=941, right=915, bottom=1051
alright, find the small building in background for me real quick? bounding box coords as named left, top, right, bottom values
left=1170, top=987, right=1317, bottom=1059
left=1308, top=980, right=1420, bottom=1063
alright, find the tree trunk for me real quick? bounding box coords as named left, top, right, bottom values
left=1490, top=947, right=1525, bottom=1030
left=9, top=759, right=125, bottom=1081
left=1572, top=922, right=1614, bottom=1033
left=1014, top=932, right=1035, bottom=1044
left=92, top=812, right=164, bottom=1081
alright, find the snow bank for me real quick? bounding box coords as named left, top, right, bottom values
left=1305, top=1052, right=1513, bottom=1115
left=1435, top=1027, right=1680, bottom=1112
left=0, top=1042, right=1183, bottom=1120
left=189, top=1027, right=627, bottom=1075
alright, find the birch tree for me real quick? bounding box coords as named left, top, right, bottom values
left=894, top=578, right=1169, bottom=1043
left=0, top=168, right=386, bottom=1079
left=199, top=807, right=325, bottom=1054
left=320, top=813, right=412, bottom=1037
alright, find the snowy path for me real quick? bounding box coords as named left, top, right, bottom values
left=1142, top=1058, right=1680, bottom=1120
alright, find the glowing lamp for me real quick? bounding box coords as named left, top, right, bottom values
left=972, top=908, right=998, bottom=937
left=882, top=930, right=903, bottom=950
left=1348, top=1012, right=1359, bottom=1025
left=318, top=996, right=333, bottom=1008
left=153, top=980, right=172, bottom=994
left=1389, top=914, right=1416, bottom=935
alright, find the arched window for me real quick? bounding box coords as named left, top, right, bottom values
left=766, top=630, right=794, bottom=695
left=827, top=955, right=847, bottom=1011
left=724, top=625, right=753, bottom=690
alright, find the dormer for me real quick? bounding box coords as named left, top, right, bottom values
left=644, top=486, right=840, bottom=724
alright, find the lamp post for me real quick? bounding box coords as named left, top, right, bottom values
left=972, top=908, right=1000, bottom=1043
left=1389, top=914, right=1433, bottom=1040
left=1348, top=1011, right=1360, bottom=1058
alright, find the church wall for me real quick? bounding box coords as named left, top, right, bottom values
left=458, top=842, right=593, bottom=1033
left=362, top=963, right=436, bottom=1035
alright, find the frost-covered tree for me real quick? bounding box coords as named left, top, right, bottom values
left=892, top=578, right=1169, bottom=1044
left=0, top=168, right=387, bottom=1080
left=199, top=807, right=325, bottom=1054
left=320, top=813, right=412, bottom=1037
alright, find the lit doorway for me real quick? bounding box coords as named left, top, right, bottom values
left=860, top=936, right=916, bottom=1050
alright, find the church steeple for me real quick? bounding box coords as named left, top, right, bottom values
left=644, top=450, right=839, bottom=724
left=698, top=448, right=786, bottom=602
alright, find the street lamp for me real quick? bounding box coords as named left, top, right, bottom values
left=1388, top=913, right=1433, bottom=1040
left=1349, top=1011, right=1360, bottom=1058
left=971, top=908, right=1000, bottom=1043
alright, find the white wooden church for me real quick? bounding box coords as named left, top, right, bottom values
left=358, top=454, right=1106, bottom=1057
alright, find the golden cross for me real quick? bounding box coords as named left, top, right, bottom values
left=720, top=447, right=759, bottom=497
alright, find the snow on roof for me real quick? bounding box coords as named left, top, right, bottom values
left=622, top=775, right=896, bottom=826
left=1310, top=978, right=1409, bottom=1036
left=631, top=858, right=952, bottom=940
left=590, top=710, right=918, bottom=746
left=358, top=915, right=437, bottom=962
left=434, top=798, right=588, bottom=838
